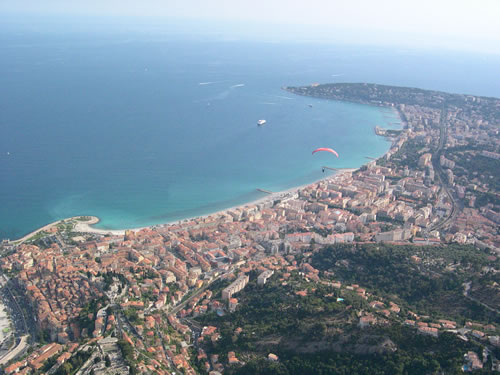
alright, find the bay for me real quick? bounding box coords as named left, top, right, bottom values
left=1, top=26, right=499, bottom=239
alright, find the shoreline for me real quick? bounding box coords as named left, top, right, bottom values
left=11, top=216, right=89, bottom=244
left=8, top=100, right=402, bottom=242
left=9, top=131, right=398, bottom=242
left=155, top=167, right=360, bottom=226
left=68, top=168, right=359, bottom=235
left=10, top=168, right=359, bottom=241
left=67, top=168, right=359, bottom=236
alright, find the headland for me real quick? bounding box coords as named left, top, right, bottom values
left=1, top=83, right=498, bottom=374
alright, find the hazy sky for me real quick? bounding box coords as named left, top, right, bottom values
left=1, top=0, right=499, bottom=52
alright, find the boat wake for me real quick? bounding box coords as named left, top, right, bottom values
left=266, top=94, right=294, bottom=100
left=198, top=80, right=229, bottom=86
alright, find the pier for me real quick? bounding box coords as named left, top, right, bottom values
left=257, top=188, right=274, bottom=194
left=365, top=156, right=377, bottom=160
left=322, top=166, right=338, bottom=171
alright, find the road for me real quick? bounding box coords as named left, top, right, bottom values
left=429, top=106, right=460, bottom=232
left=463, top=281, right=500, bottom=315
left=11, top=216, right=84, bottom=244
left=155, top=326, right=175, bottom=368
left=0, top=335, right=29, bottom=365
left=165, top=269, right=230, bottom=316
left=114, top=306, right=143, bottom=341
left=181, top=317, right=202, bottom=349
left=1, top=278, right=36, bottom=343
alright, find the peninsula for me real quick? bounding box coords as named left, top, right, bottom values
left=0, top=83, right=499, bottom=374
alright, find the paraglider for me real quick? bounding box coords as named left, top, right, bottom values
left=312, top=148, right=339, bottom=158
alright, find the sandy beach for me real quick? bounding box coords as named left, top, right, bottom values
left=11, top=167, right=359, bottom=240
left=72, top=216, right=126, bottom=236
left=70, top=168, right=358, bottom=235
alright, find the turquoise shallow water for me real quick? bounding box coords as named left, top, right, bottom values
left=1, top=23, right=499, bottom=239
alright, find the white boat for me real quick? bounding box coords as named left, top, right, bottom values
left=257, top=119, right=267, bottom=126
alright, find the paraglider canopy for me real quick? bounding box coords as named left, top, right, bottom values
left=312, top=147, right=339, bottom=158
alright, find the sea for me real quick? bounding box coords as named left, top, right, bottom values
left=1, top=17, right=500, bottom=239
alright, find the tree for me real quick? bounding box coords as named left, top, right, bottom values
left=310, top=322, right=327, bottom=337
left=61, top=362, right=73, bottom=374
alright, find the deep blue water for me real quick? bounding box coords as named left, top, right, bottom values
left=1, top=21, right=499, bottom=239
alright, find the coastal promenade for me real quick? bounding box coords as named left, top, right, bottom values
left=11, top=216, right=126, bottom=243
left=10, top=169, right=358, bottom=240
left=12, top=219, right=68, bottom=244
left=1, top=83, right=499, bottom=374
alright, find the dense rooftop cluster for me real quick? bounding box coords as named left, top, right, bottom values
left=0, top=83, right=499, bottom=374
